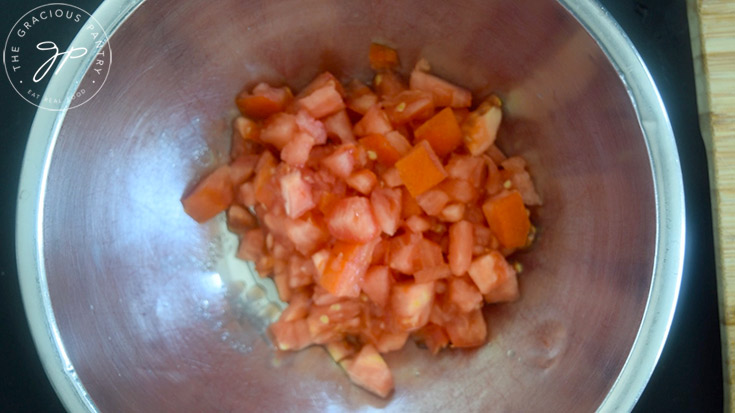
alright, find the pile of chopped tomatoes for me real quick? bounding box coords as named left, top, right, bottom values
left=182, top=43, right=541, bottom=398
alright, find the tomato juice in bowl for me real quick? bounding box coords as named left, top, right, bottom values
left=16, top=0, right=684, bottom=411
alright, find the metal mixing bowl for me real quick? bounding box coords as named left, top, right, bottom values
left=16, top=0, right=685, bottom=411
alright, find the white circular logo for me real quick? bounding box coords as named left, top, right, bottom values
left=3, top=3, right=111, bottom=111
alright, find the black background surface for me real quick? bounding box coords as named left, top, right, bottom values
left=0, top=0, right=722, bottom=411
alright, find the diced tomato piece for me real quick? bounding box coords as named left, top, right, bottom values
left=369, top=43, right=400, bottom=71
left=409, top=61, right=471, bottom=108
left=416, top=237, right=444, bottom=272
left=414, top=107, right=463, bottom=157
left=414, top=263, right=452, bottom=284
left=473, top=224, right=497, bottom=251
left=274, top=271, right=292, bottom=302
left=280, top=290, right=311, bottom=322
left=445, top=308, right=487, bottom=348
left=448, top=276, right=482, bottom=313
left=448, top=220, right=474, bottom=276
left=405, top=215, right=430, bottom=233
left=326, top=340, right=358, bottom=363
left=238, top=182, right=256, bottom=207
left=438, top=178, right=478, bottom=204
left=323, top=110, right=356, bottom=144
left=237, top=228, right=265, bottom=262
left=299, top=72, right=345, bottom=98
left=374, top=71, right=407, bottom=98
left=414, top=323, right=450, bottom=355
left=370, top=187, right=402, bottom=236
left=485, top=156, right=504, bottom=196
left=486, top=144, right=507, bottom=164
left=383, top=90, right=435, bottom=125
left=416, top=188, right=450, bottom=217
left=359, top=133, right=402, bottom=166
left=288, top=254, right=316, bottom=288
left=297, top=83, right=345, bottom=119
left=439, top=203, right=465, bottom=223
left=295, top=110, right=327, bottom=144
left=371, top=238, right=389, bottom=265
left=318, top=239, right=378, bottom=298
left=270, top=318, right=312, bottom=351
left=182, top=165, right=234, bottom=223
left=285, top=217, right=329, bottom=255
left=342, top=344, right=394, bottom=398
left=395, top=140, right=447, bottom=197
left=396, top=189, right=421, bottom=221
left=384, top=131, right=412, bottom=156
left=230, top=154, right=258, bottom=185
left=446, top=154, right=486, bottom=188
left=280, top=170, right=315, bottom=218
left=260, top=113, right=297, bottom=150
left=388, top=232, right=421, bottom=274
left=346, top=79, right=379, bottom=115
left=321, top=145, right=356, bottom=178
left=361, top=265, right=393, bottom=308
left=463, top=97, right=502, bottom=156
left=327, top=196, right=379, bottom=243
left=468, top=251, right=515, bottom=295
left=353, top=105, right=393, bottom=137
left=307, top=300, right=362, bottom=343
left=346, top=169, right=378, bottom=195
left=482, top=190, right=530, bottom=249
left=501, top=157, right=542, bottom=206
left=231, top=116, right=261, bottom=159
left=281, top=132, right=313, bottom=166
left=380, top=167, right=403, bottom=188
left=375, top=331, right=410, bottom=353
left=253, top=151, right=278, bottom=207
left=226, top=204, right=257, bottom=234
left=391, top=281, right=435, bottom=331
left=236, top=83, right=293, bottom=119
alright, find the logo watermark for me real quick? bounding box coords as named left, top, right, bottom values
left=3, top=3, right=111, bottom=111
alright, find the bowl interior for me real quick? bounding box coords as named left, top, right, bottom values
left=40, top=0, right=655, bottom=411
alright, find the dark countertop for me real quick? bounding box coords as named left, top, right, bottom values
left=0, top=0, right=722, bottom=411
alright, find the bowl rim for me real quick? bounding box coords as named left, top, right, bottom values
left=15, top=0, right=685, bottom=411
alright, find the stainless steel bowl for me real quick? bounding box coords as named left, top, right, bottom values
left=16, top=0, right=685, bottom=411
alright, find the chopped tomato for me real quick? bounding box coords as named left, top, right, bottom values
left=445, top=308, right=487, bottom=348
left=186, top=45, right=541, bottom=400
left=358, top=133, right=402, bottom=166
left=342, top=344, right=394, bottom=398
left=182, top=165, right=234, bottom=223
left=227, top=204, right=257, bottom=234
left=362, top=265, right=393, bottom=308
left=395, top=140, right=447, bottom=197
left=370, top=187, right=402, bottom=236
left=318, top=239, right=378, bottom=298
left=354, top=105, right=393, bottom=137
left=414, top=107, right=463, bottom=157
left=323, top=110, right=356, bottom=144
left=369, top=43, right=400, bottom=71
left=280, top=170, right=315, bottom=219
left=346, top=169, right=378, bottom=195
left=374, top=71, right=407, bottom=98
left=409, top=60, right=471, bottom=108
left=463, top=96, right=502, bottom=156
left=414, top=323, right=449, bottom=355
left=448, top=220, right=474, bottom=276
left=297, top=82, right=345, bottom=119
left=482, top=190, right=530, bottom=249
left=260, top=113, right=297, bottom=150
left=327, top=196, right=379, bottom=243
left=416, top=188, right=450, bottom=216
left=383, top=90, right=435, bottom=125
left=391, top=281, right=435, bottom=331
left=270, top=318, right=312, bottom=351
left=236, top=83, right=293, bottom=119
left=346, top=79, right=378, bottom=115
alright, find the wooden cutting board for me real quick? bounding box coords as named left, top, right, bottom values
left=687, top=0, right=735, bottom=409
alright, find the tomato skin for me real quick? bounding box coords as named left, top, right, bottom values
left=182, top=165, right=234, bottom=223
